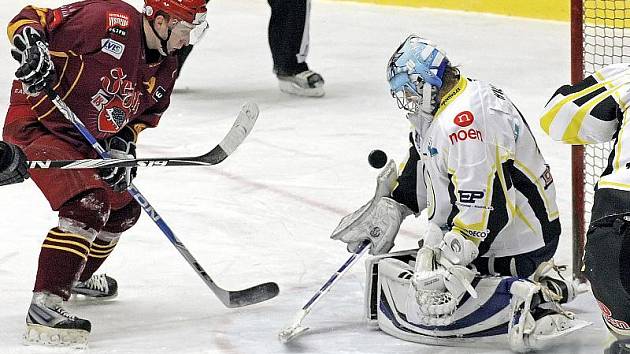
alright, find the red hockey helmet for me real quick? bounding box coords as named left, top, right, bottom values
left=144, top=0, right=207, bottom=25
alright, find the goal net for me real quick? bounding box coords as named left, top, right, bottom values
left=571, top=0, right=629, bottom=278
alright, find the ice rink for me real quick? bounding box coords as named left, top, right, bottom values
left=0, top=0, right=612, bottom=353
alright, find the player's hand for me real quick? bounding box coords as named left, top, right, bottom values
left=0, top=141, right=30, bottom=186
left=11, top=26, right=55, bottom=95
left=99, top=130, right=137, bottom=192
left=331, top=197, right=410, bottom=255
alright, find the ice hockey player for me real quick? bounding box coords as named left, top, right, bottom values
left=177, top=0, right=325, bottom=97
left=3, top=0, right=207, bottom=347
left=331, top=35, right=589, bottom=352
left=539, top=63, right=630, bottom=352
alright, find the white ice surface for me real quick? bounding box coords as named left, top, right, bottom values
left=0, top=0, right=610, bottom=353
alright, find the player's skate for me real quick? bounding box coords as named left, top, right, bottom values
left=24, top=292, right=91, bottom=348
left=531, top=259, right=586, bottom=304
left=277, top=69, right=325, bottom=97
left=508, top=281, right=590, bottom=353
left=71, top=273, right=118, bottom=301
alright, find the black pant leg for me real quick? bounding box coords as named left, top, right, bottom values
left=584, top=217, right=630, bottom=334
left=268, top=0, right=310, bottom=75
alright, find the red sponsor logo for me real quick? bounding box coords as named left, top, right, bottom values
left=449, top=128, right=483, bottom=144
left=454, top=111, right=474, bottom=127
left=107, top=12, right=129, bottom=29
left=598, top=301, right=630, bottom=330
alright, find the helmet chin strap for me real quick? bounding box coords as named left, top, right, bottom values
left=150, top=19, right=172, bottom=56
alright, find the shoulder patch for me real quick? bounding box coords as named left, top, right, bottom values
left=107, top=12, right=129, bottom=36
left=453, top=111, right=474, bottom=127
left=101, top=38, right=125, bottom=60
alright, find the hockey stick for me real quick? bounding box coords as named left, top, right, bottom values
left=26, top=110, right=256, bottom=169
left=27, top=149, right=242, bottom=169
left=45, top=88, right=279, bottom=308
left=278, top=240, right=370, bottom=343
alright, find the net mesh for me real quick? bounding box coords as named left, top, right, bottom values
left=580, top=0, right=629, bottom=228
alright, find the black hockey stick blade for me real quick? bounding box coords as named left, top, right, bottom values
left=224, top=281, right=280, bottom=308
left=26, top=102, right=259, bottom=169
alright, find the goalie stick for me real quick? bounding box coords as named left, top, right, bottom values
left=45, top=88, right=279, bottom=308
left=278, top=240, right=370, bottom=343
left=26, top=109, right=256, bottom=169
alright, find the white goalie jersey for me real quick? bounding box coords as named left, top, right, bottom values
left=393, top=75, right=560, bottom=258
left=540, top=63, right=630, bottom=221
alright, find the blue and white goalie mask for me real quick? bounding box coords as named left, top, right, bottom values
left=387, top=35, right=450, bottom=116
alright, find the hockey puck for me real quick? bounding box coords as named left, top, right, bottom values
left=368, top=149, right=387, bottom=169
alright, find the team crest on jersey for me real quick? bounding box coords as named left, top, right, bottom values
left=92, top=67, right=142, bottom=133
left=107, top=12, right=129, bottom=37
left=454, top=111, right=474, bottom=127
left=101, top=38, right=125, bottom=60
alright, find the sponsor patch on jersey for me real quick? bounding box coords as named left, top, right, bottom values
left=153, top=86, right=166, bottom=101
left=449, top=128, right=484, bottom=144
left=462, top=229, right=490, bottom=240
left=457, top=190, right=485, bottom=203
left=453, top=111, right=474, bottom=127
left=541, top=165, right=554, bottom=189
left=107, top=12, right=129, bottom=37
left=101, top=38, right=125, bottom=60
left=107, top=12, right=129, bottom=29
left=108, top=27, right=127, bottom=37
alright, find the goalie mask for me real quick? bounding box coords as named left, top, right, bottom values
left=386, top=35, right=450, bottom=115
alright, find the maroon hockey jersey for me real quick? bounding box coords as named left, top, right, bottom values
left=5, top=0, right=178, bottom=153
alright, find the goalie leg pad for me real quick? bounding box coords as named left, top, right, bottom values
left=508, top=280, right=591, bottom=353
left=373, top=255, right=521, bottom=347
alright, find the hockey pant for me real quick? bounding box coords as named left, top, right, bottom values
left=584, top=215, right=630, bottom=338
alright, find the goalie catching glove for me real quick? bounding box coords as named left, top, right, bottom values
left=330, top=160, right=412, bottom=255
left=99, top=126, right=138, bottom=192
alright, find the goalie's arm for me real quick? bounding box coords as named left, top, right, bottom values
left=330, top=136, right=427, bottom=255
left=391, top=132, right=426, bottom=214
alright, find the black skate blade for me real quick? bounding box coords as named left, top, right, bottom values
left=226, top=282, right=279, bottom=308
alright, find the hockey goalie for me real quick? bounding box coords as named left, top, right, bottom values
left=331, top=35, right=590, bottom=352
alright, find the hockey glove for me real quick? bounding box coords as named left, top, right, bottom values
left=99, top=128, right=137, bottom=192
left=331, top=197, right=411, bottom=255
left=11, top=27, right=55, bottom=95
left=0, top=141, right=30, bottom=186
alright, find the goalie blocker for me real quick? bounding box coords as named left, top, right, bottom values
left=364, top=250, right=590, bottom=353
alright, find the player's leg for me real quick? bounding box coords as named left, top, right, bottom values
left=21, top=135, right=112, bottom=347
left=472, top=219, right=580, bottom=305
left=267, top=0, right=324, bottom=97
left=72, top=198, right=141, bottom=300
left=584, top=216, right=630, bottom=343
